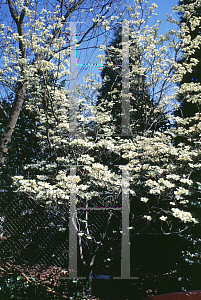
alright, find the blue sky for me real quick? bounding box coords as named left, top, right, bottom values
left=151, top=1, right=179, bottom=17
left=75, top=0, right=180, bottom=73
left=150, top=0, right=179, bottom=33
left=0, top=0, right=181, bottom=107
left=150, top=0, right=179, bottom=38
left=0, top=0, right=180, bottom=85
left=74, top=0, right=181, bottom=109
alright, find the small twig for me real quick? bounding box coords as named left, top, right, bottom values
left=6, top=262, right=32, bottom=283
left=89, top=210, right=113, bottom=269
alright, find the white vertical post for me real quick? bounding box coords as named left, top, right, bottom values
left=69, top=165, right=77, bottom=278
left=121, top=166, right=130, bottom=278
left=121, top=21, right=130, bottom=136
left=69, top=22, right=77, bottom=138
left=114, top=166, right=138, bottom=279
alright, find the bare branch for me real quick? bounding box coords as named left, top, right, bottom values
left=7, top=0, right=19, bottom=23
left=19, top=0, right=29, bottom=23
left=48, top=0, right=85, bottom=48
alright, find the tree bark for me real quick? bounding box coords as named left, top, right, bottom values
left=0, top=0, right=27, bottom=165
left=0, top=0, right=113, bottom=165
left=0, top=85, right=26, bottom=164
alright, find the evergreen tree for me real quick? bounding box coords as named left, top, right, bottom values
left=96, top=25, right=170, bottom=137
left=174, top=0, right=201, bottom=126
left=172, top=0, right=201, bottom=278
left=173, top=0, right=201, bottom=202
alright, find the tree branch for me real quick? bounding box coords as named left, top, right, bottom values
left=19, top=0, right=29, bottom=24
left=0, top=85, right=26, bottom=164
left=0, top=104, right=8, bottom=120
left=88, top=211, right=113, bottom=273
left=7, top=0, right=19, bottom=23
left=47, top=0, right=85, bottom=50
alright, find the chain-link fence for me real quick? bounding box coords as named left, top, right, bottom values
left=0, top=164, right=123, bottom=299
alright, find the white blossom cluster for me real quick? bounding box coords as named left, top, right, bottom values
left=171, top=208, right=198, bottom=224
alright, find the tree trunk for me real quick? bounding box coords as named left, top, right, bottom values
left=0, top=85, right=26, bottom=165
left=0, top=0, right=27, bottom=165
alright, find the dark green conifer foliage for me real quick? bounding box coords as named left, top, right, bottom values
left=96, top=25, right=169, bottom=136
left=174, top=0, right=201, bottom=122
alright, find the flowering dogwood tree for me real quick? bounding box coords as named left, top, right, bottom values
left=1, top=0, right=201, bottom=288
left=0, top=0, right=121, bottom=164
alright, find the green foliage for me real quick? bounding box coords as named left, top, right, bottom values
left=0, top=272, right=91, bottom=300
